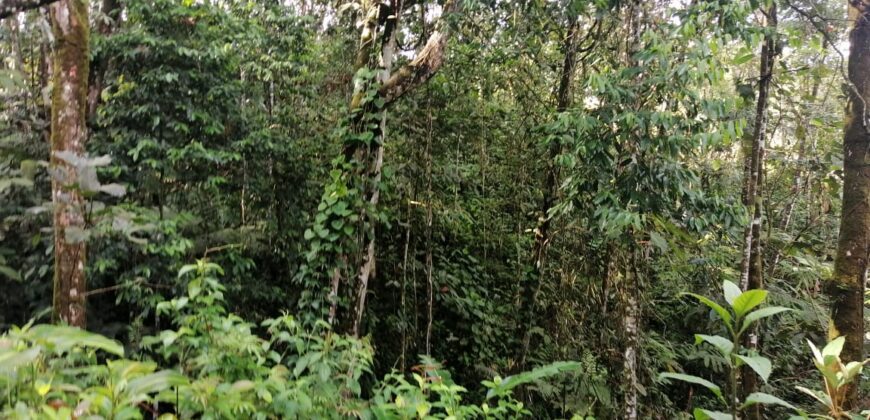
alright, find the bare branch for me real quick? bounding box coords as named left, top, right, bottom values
left=0, top=0, right=58, bottom=20
left=379, top=0, right=459, bottom=105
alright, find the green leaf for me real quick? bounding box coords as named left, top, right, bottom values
left=486, top=361, right=581, bottom=399
left=732, top=289, right=767, bottom=317
left=177, top=264, right=197, bottom=279
left=0, top=265, right=21, bottom=282
left=723, top=280, right=741, bottom=306
left=682, top=293, right=732, bottom=327
left=0, top=346, right=41, bottom=372
left=29, top=325, right=124, bottom=357
left=741, top=392, right=796, bottom=410
left=822, top=336, right=845, bottom=360
left=659, top=373, right=723, bottom=401
left=127, top=370, right=189, bottom=396
left=693, top=408, right=733, bottom=420
left=695, top=334, right=734, bottom=357
left=795, top=386, right=831, bottom=407
left=732, top=52, right=754, bottom=65
left=741, top=307, right=792, bottom=331
left=735, top=355, right=772, bottom=382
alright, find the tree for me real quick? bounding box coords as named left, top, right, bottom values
left=298, top=0, right=462, bottom=334
left=739, top=4, right=777, bottom=416
left=48, top=0, right=89, bottom=326
left=827, top=0, right=870, bottom=407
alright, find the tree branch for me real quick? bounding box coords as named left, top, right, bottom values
left=379, top=0, right=459, bottom=105
left=0, top=0, right=58, bottom=20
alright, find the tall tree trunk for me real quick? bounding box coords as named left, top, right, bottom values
left=86, top=0, right=120, bottom=120
left=740, top=6, right=776, bottom=416
left=740, top=5, right=776, bottom=291
left=49, top=0, right=89, bottom=327
left=516, top=16, right=582, bottom=374
left=316, top=0, right=459, bottom=331
left=621, top=249, right=640, bottom=420
left=827, top=0, right=870, bottom=407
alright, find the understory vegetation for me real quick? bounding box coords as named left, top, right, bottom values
left=1, top=0, right=869, bottom=418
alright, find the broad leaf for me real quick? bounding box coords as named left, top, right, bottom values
left=0, top=346, right=41, bottom=372
left=732, top=289, right=767, bottom=317
left=822, top=336, right=845, bottom=360
left=682, top=293, right=732, bottom=327
left=695, top=334, right=733, bottom=357
left=693, top=408, right=733, bottom=420
left=127, top=370, right=189, bottom=397
left=795, top=386, right=831, bottom=407
left=659, top=372, right=723, bottom=401
left=29, top=325, right=124, bottom=357
left=735, top=355, right=772, bottom=382
left=486, top=361, right=581, bottom=399
left=741, top=392, right=796, bottom=410
left=742, top=307, right=792, bottom=332
left=723, top=280, right=741, bottom=306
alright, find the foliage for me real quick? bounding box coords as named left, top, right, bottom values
left=660, top=280, right=796, bottom=419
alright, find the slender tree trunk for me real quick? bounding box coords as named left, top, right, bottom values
left=318, top=0, right=459, bottom=330
left=622, top=249, right=639, bottom=420
left=516, top=16, right=582, bottom=373
left=740, top=6, right=776, bottom=416
left=49, top=0, right=89, bottom=327
left=827, top=0, right=870, bottom=407
left=351, top=0, right=398, bottom=337
left=740, top=5, right=776, bottom=291
left=423, top=103, right=434, bottom=355
left=86, top=0, right=119, bottom=120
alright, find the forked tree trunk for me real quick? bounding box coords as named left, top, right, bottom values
left=827, top=0, right=870, bottom=407
left=333, top=0, right=459, bottom=333
left=49, top=0, right=89, bottom=327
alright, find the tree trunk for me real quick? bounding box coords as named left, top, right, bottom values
left=49, top=0, right=89, bottom=327
left=827, top=0, right=870, bottom=407
left=86, top=0, right=120, bottom=120
left=516, top=16, right=582, bottom=373
left=318, top=0, right=459, bottom=331
left=740, top=6, right=776, bottom=416
left=621, top=248, right=640, bottom=420
left=739, top=4, right=776, bottom=291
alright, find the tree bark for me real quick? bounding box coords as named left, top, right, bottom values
left=740, top=5, right=776, bottom=292
left=516, top=17, right=582, bottom=373
left=622, top=254, right=639, bottom=420
left=330, top=0, right=459, bottom=333
left=86, top=0, right=120, bottom=120
left=49, top=0, right=89, bottom=327
left=827, top=0, right=870, bottom=407
left=740, top=6, right=776, bottom=417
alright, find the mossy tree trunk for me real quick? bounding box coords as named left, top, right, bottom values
left=49, top=0, right=89, bottom=327
left=827, top=0, right=870, bottom=407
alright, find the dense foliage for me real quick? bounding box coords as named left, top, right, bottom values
left=0, top=0, right=868, bottom=417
